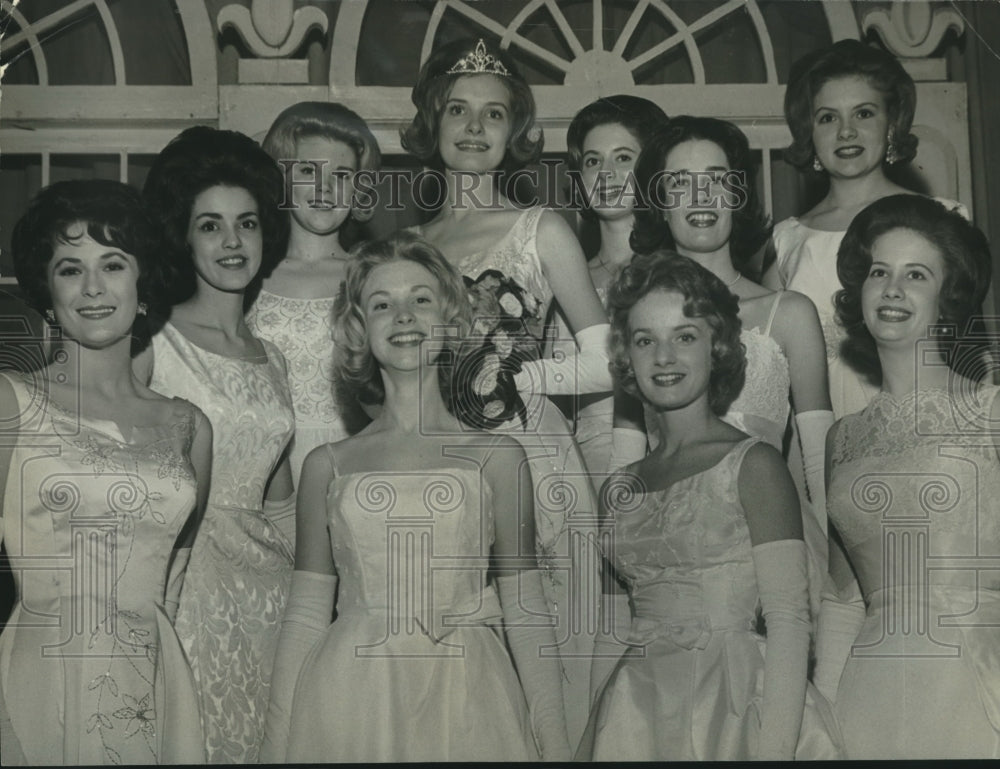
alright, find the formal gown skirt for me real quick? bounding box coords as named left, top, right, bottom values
left=284, top=608, right=538, bottom=762
left=835, top=586, right=1000, bottom=759
left=577, top=627, right=843, bottom=761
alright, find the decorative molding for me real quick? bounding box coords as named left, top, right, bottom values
left=217, top=0, right=328, bottom=83
left=217, top=0, right=327, bottom=58
left=861, top=1, right=964, bottom=59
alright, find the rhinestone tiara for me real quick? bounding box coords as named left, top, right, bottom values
left=446, top=39, right=510, bottom=77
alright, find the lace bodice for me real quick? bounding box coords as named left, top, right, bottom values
left=725, top=326, right=790, bottom=448
left=326, top=467, right=498, bottom=635
left=246, top=290, right=344, bottom=427
left=828, top=385, right=1000, bottom=595
left=150, top=322, right=294, bottom=511
left=606, top=439, right=762, bottom=645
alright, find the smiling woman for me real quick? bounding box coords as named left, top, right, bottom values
left=0, top=179, right=212, bottom=765
left=260, top=232, right=570, bottom=762
left=821, top=194, right=1000, bottom=759
left=401, top=38, right=609, bottom=743
left=133, top=126, right=297, bottom=763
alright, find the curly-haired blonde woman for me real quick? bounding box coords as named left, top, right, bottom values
left=260, top=233, right=571, bottom=762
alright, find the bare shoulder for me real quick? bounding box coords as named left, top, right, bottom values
left=739, top=439, right=786, bottom=478
left=535, top=208, right=576, bottom=242
left=302, top=440, right=337, bottom=481
left=774, top=289, right=819, bottom=319
left=769, top=289, right=820, bottom=330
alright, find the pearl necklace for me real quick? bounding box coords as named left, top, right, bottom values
left=725, top=272, right=742, bottom=288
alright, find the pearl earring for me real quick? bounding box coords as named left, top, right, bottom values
left=812, top=155, right=824, bottom=173
left=44, top=309, right=56, bottom=324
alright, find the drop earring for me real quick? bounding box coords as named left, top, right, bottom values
left=45, top=309, right=56, bottom=324
left=812, top=155, right=824, bottom=173
left=885, top=128, right=900, bottom=165
left=137, top=302, right=148, bottom=316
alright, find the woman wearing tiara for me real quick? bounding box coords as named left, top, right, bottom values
left=400, top=36, right=606, bottom=743
left=763, top=40, right=967, bottom=419
left=135, top=127, right=296, bottom=763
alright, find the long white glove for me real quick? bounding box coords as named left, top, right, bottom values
left=263, top=491, right=297, bottom=553
left=260, top=570, right=337, bottom=762
left=752, top=539, right=811, bottom=761
left=589, top=591, right=631, bottom=703
left=795, top=410, right=835, bottom=532
left=496, top=571, right=572, bottom=761
left=812, top=582, right=866, bottom=705
left=514, top=323, right=611, bottom=396
left=163, top=547, right=190, bottom=622
left=608, top=427, right=647, bottom=473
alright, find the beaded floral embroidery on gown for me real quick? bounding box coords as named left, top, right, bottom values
left=828, top=385, right=1000, bottom=758
left=246, top=290, right=349, bottom=489
left=0, top=372, right=204, bottom=765
left=284, top=464, right=538, bottom=762
left=149, top=322, right=295, bottom=763
left=419, top=206, right=601, bottom=744
left=578, top=438, right=842, bottom=760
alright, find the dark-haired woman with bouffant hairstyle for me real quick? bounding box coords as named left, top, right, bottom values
left=580, top=250, right=842, bottom=761
left=556, top=94, right=667, bottom=485
left=1, top=179, right=212, bottom=764
left=401, top=37, right=607, bottom=744
left=134, top=126, right=296, bottom=763
left=763, top=39, right=969, bottom=419
left=818, top=194, right=999, bottom=759
left=260, top=232, right=571, bottom=762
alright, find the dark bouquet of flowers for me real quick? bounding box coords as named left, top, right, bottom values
left=452, top=269, right=544, bottom=430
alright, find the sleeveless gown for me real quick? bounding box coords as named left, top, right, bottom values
left=284, top=463, right=538, bottom=762
left=0, top=371, right=204, bottom=765
left=578, top=438, right=842, bottom=760
left=645, top=293, right=827, bottom=616
left=246, top=290, right=349, bottom=491
left=827, top=385, right=1000, bottom=758
left=417, top=206, right=601, bottom=744
left=149, top=322, right=295, bottom=763
left=771, top=198, right=967, bottom=419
